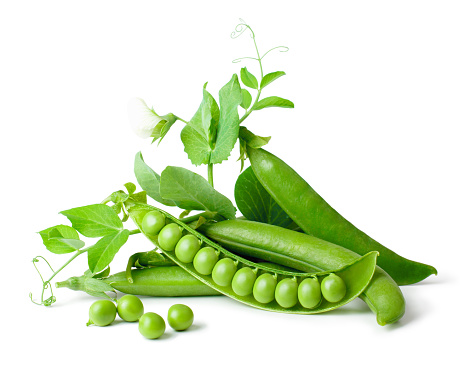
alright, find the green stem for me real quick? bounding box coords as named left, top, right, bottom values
left=129, top=229, right=141, bottom=235
left=208, top=163, right=214, bottom=188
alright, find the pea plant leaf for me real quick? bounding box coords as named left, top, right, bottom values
left=235, top=166, right=294, bottom=228
left=87, top=229, right=130, bottom=274
left=60, top=204, right=123, bottom=238
left=38, top=225, right=84, bottom=254
left=240, top=67, right=258, bottom=89
left=160, top=166, right=236, bottom=220
left=253, top=96, right=294, bottom=110
left=260, top=71, right=286, bottom=89
left=240, top=89, right=252, bottom=110
left=211, top=74, right=242, bottom=164
left=134, top=152, right=176, bottom=206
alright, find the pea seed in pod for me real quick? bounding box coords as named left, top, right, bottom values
left=117, top=294, right=144, bottom=322
left=193, top=247, right=219, bottom=275
left=87, top=299, right=116, bottom=327
left=321, top=273, right=346, bottom=303
left=212, top=258, right=237, bottom=286
left=141, top=210, right=166, bottom=236
left=275, top=278, right=298, bottom=308
left=158, top=223, right=182, bottom=251
left=167, top=304, right=194, bottom=331
left=139, top=312, right=166, bottom=339
left=232, top=267, right=257, bottom=296
left=298, top=278, right=321, bottom=309
left=253, top=273, right=277, bottom=304
left=175, top=234, right=201, bottom=263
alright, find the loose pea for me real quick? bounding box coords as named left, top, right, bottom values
left=139, top=312, right=166, bottom=339
left=158, top=223, right=182, bottom=251
left=141, top=211, right=166, bottom=236
left=321, top=273, right=346, bottom=303
left=175, top=235, right=201, bottom=263
left=298, top=278, right=321, bottom=309
left=117, top=295, right=144, bottom=322
left=193, top=247, right=219, bottom=275
left=253, top=273, right=277, bottom=304
left=87, top=299, right=116, bottom=327
left=275, top=278, right=298, bottom=308
left=167, top=304, right=194, bottom=331
left=212, top=258, right=237, bottom=287
left=232, top=267, right=257, bottom=296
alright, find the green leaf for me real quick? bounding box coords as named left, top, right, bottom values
left=124, top=182, right=136, bottom=195
left=240, top=89, right=252, bottom=110
left=134, top=152, right=176, bottom=206
left=253, top=96, right=294, bottom=110
left=129, top=191, right=147, bottom=204
left=60, top=204, right=123, bottom=238
left=38, top=225, right=84, bottom=254
left=240, top=67, right=258, bottom=89
left=239, top=126, right=271, bottom=149
left=181, top=125, right=212, bottom=165
left=211, top=74, right=242, bottom=164
left=235, top=166, right=294, bottom=228
left=110, top=190, right=129, bottom=204
left=260, top=71, right=286, bottom=89
left=87, top=229, right=130, bottom=273
left=160, top=166, right=236, bottom=220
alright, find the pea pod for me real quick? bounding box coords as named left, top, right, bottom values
left=128, top=203, right=378, bottom=314
left=247, top=146, right=437, bottom=286
left=198, top=219, right=405, bottom=325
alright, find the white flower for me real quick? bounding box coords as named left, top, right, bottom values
left=127, top=97, right=164, bottom=138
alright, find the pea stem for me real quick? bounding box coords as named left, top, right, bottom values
left=208, top=163, right=214, bottom=188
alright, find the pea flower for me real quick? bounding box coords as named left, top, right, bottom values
left=127, top=97, right=165, bottom=139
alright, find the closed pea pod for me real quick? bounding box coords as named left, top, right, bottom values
left=127, top=203, right=378, bottom=316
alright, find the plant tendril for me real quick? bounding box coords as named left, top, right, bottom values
left=30, top=256, right=57, bottom=306
left=260, top=46, right=289, bottom=60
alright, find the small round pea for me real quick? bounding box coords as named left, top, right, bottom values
left=212, top=258, right=237, bottom=287
left=158, top=223, right=182, bottom=251
left=232, top=267, right=257, bottom=296
left=141, top=211, right=166, bottom=236
left=139, top=312, right=166, bottom=339
left=87, top=299, right=116, bottom=327
left=275, top=278, right=298, bottom=308
left=298, top=278, right=321, bottom=309
left=253, top=273, right=277, bottom=304
left=117, top=295, right=144, bottom=322
left=193, top=247, right=219, bottom=275
left=167, top=304, right=194, bottom=331
left=175, top=235, right=201, bottom=263
left=321, top=274, right=346, bottom=303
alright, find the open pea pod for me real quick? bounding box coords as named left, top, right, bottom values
left=127, top=203, right=378, bottom=314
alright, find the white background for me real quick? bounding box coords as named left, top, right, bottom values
left=1, top=1, right=470, bottom=366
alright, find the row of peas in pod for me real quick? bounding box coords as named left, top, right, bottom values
left=140, top=210, right=347, bottom=310
left=87, top=294, right=194, bottom=339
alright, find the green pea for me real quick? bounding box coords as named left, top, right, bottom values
left=167, top=304, right=194, bottom=331
left=298, top=278, right=321, bottom=309
left=139, top=312, right=166, bottom=339
left=158, top=223, right=182, bottom=251
left=232, top=267, right=257, bottom=296
left=212, top=258, right=237, bottom=287
left=141, top=211, right=166, bottom=236
left=193, top=247, right=219, bottom=275
left=275, top=278, right=298, bottom=308
left=253, top=273, right=277, bottom=304
left=175, top=235, right=201, bottom=263
left=321, top=274, right=346, bottom=302
left=117, top=294, right=144, bottom=322
left=87, top=299, right=116, bottom=327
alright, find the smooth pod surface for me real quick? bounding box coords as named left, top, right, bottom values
left=128, top=203, right=379, bottom=315
left=247, top=146, right=437, bottom=286
left=199, top=219, right=405, bottom=325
